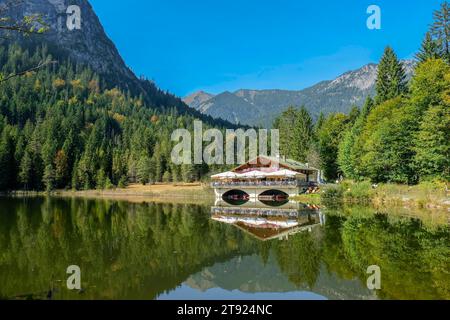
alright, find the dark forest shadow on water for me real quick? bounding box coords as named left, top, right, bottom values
left=0, top=196, right=448, bottom=300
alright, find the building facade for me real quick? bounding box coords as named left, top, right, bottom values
left=211, top=156, right=319, bottom=200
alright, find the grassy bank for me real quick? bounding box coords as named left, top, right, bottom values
left=320, top=180, right=450, bottom=210
left=7, top=183, right=215, bottom=203
left=291, top=193, right=322, bottom=205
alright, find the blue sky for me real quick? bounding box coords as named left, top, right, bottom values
left=90, top=0, right=443, bottom=97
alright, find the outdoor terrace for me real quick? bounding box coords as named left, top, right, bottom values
left=211, top=180, right=314, bottom=188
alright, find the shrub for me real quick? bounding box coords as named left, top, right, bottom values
left=321, top=184, right=344, bottom=200
left=345, top=181, right=373, bottom=202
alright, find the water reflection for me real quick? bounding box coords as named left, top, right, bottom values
left=212, top=199, right=324, bottom=241
left=0, top=197, right=448, bottom=300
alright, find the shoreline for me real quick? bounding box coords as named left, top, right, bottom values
left=3, top=181, right=449, bottom=212
left=309, top=181, right=450, bottom=212
left=4, top=183, right=215, bottom=204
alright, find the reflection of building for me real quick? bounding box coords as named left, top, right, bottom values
left=211, top=199, right=323, bottom=241
left=211, top=156, right=319, bottom=199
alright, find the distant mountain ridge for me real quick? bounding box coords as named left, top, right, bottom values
left=185, top=255, right=376, bottom=300
left=183, top=60, right=415, bottom=127
left=183, top=91, right=215, bottom=111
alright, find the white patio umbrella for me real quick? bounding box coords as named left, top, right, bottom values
left=211, top=171, right=238, bottom=180
left=237, top=170, right=267, bottom=179
left=265, top=169, right=299, bottom=178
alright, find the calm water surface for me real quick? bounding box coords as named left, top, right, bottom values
left=0, top=197, right=448, bottom=300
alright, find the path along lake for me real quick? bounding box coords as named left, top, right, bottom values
left=0, top=196, right=448, bottom=300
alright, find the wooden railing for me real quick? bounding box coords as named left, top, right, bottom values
left=211, top=180, right=309, bottom=188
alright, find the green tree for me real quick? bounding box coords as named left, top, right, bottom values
left=19, top=150, right=33, bottom=190
left=375, top=47, right=408, bottom=104
left=96, top=169, right=106, bottom=190
left=431, top=1, right=450, bottom=61
left=338, top=97, right=374, bottom=179
left=315, top=112, right=325, bottom=134
left=360, top=98, right=416, bottom=183
left=71, top=160, right=79, bottom=190
left=54, top=150, right=69, bottom=188
left=162, top=171, right=171, bottom=183
left=318, top=113, right=349, bottom=181
left=274, top=107, right=298, bottom=160
left=0, top=128, right=16, bottom=190
left=274, top=106, right=313, bottom=162
left=42, top=164, right=55, bottom=192
left=416, top=32, right=441, bottom=63
left=294, top=106, right=314, bottom=162
left=136, top=155, right=150, bottom=185
left=181, top=165, right=195, bottom=183
left=409, top=58, right=450, bottom=113
left=414, top=105, right=450, bottom=180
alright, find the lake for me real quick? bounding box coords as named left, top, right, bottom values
left=0, top=196, right=448, bottom=300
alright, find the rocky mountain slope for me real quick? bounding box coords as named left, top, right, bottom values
left=183, top=90, right=215, bottom=111
left=184, top=61, right=415, bottom=127
left=1, top=0, right=135, bottom=85
left=0, top=0, right=235, bottom=126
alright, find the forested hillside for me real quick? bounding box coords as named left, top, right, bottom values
left=274, top=3, right=450, bottom=184
left=0, top=44, right=226, bottom=191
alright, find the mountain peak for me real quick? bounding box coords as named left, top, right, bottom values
left=183, top=61, right=415, bottom=127
left=1, top=0, right=135, bottom=83
left=183, top=91, right=215, bottom=110
left=0, top=0, right=204, bottom=115
left=329, top=63, right=379, bottom=91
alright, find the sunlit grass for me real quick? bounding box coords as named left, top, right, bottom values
left=321, top=180, right=450, bottom=212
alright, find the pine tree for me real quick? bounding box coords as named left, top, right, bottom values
left=0, top=129, right=16, bottom=191
left=54, top=149, right=69, bottom=188
left=136, top=155, right=150, bottom=185
left=71, top=160, right=79, bottom=190
left=162, top=171, right=171, bottom=183
left=315, top=112, right=325, bottom=133
left=294, top=106, right=314, bottom=162
left=274, top=106, right=314, bottom=162
left=181, top=164, right=194, bottom=183
left=431, top=1, right=450, bottom=61
left=416, top=32, right=440, bottom=63
left=43, top=164, right=55, bottom=192
left=375, top=47, right=408, bottom=104
left=19, top=150, right=33, bottom=190
left=95, top=169, right=106, bottom=190
left=274, top=107, right=298, bottom=160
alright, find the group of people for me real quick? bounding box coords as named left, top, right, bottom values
left=304, top=186, right=320, bottom=194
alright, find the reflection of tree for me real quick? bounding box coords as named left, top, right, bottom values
left=0, top=198, right=259, bottom=299
left=321, top=215, right=355, bottom=280
left=271, top=232, right=322, bottom=289
left=258, top=241, right=271, bottom=266
left=0, top=198, right=448, bottom=300
left=323, top=207, right=450, bottom=300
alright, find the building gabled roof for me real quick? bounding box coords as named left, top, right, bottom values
left=232, top=155, right=318, bottom=173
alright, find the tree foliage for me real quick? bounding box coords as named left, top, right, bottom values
left=0, top=44, right=218, bottom=191
left=431, top=1, right=450, bottom=61
left=317, top=113, right=351, bottom=181
left=414, top=105, right=450, bottom=180
left=375, top=47, right=408, bottom=105
left=416, top=32, right=441, bottom=64
left=274, top=106, right=314, bottom=162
